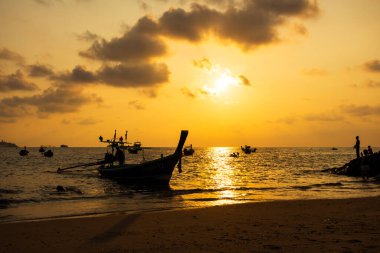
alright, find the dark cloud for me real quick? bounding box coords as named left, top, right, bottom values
left=28, top=63, right=54, bottom=77
left=52, top=65, right=97, bottom=84
left=203, top=0, right=236, bottom=8
left=75, top=30, right=100, bottom=42
left=61, top=119, right=71, bottom=124
left=0, top=118, right=16, bottom=123
left=159, top=4, right=220, bottom=42
left=364, top=59, right=380, bottom=73
left=193, top=57, right=251, bottom=85
left=34, top=0, right=61, bottom=6
left=47, top=63, right=169, bottom=89
left=293, top=23, right=308, bottom=35
left=81, top=1, right=318, bottom=64
left=340, top=104, right=380, bottom=117
left=304, top=113, right=344, bottom=122
left=253, top=0, right=318, bottom=16
left=140, top=89, right=158, bottom=98
left=0, top=71, right=39, bottom=92
left=0, top=86, right=102, bottom=119
left=128, top=100, right=145, bottom=110
left=138, top=1, right=150, bottom=11
left=77, top=118, right=101, bottom=125
left=238, top=75, right=250, bottom=86
left=159, top=0, right=318, bottom=47
left=80, top=16, right=166, bottom=62
left=76, top=0, right=95, bottom=3
left=34, top=0, right=91, bottom=6
left=0, top=100, right=30, bottom=118
left=0, top=48, right=25, bottom=64
left=34, top=0, right=50, bottom=6
left=276, top=116, right=297, bottom=124
left=198, top=87, right=210, bottom=95
left=193, top=57, right=212, bottom=70
left=366, top=80, right=380, bottom=88
left=351, top=80, right=380, bottom=89
left=97, top=63, right=169, bottom=87
left=181, top=87, right=197, bottom=98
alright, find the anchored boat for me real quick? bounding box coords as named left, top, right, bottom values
left=98, top=130, right=188, bottom=185
left=183, top=144, right=194, bottom=156
left=127, top=141, right=142, bottom=154
left=241, top=145, right=257, bottom=154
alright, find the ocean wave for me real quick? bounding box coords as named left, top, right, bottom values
left=292, top=182, right=343, bottom=190
left=0, top=188, right=23, bottom=194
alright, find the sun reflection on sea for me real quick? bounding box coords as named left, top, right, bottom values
left=208, top=147, right=238, bottom=205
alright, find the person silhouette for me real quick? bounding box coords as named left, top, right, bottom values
left=114, top=146, right=125, bottom=165
left=354, top=136, right=360, bottom=159
left=368, top=145, right=373, bottom=155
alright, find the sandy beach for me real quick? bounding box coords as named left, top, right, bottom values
left=1, top=196, right=380, bottom=253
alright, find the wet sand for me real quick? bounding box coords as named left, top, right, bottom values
left=1, top=196, right=380, bottom=253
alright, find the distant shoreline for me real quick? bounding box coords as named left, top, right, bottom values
left=0, top=140, right=17, bottom=148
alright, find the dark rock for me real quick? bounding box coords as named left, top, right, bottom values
left=324, top=152, right=380, bottom=177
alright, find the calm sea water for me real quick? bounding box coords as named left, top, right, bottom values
left=1, top=146, right=379, bottom=223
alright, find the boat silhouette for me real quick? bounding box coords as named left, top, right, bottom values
left=183, top=144, right=194, bottom=156
left=98, top=130, right=188, bottom=185
left=241, top=145, right=257, bottom=154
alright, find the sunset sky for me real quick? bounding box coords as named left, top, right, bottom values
left=0, top=0, right=379, bottom=147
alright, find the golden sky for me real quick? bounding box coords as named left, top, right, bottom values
left=0, top=0, right=379, bottom=147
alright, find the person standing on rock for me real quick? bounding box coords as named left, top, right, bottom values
left=354, top=136, right=360, bottom=159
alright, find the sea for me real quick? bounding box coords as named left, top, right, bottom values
left=1, top=146, right=379, bottom=223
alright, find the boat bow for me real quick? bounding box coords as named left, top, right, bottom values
left=175, top=130, right=188, bottom=154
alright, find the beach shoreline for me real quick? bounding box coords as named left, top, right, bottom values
left=1, top=196, right=380, bottom=252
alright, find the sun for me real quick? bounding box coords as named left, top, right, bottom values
left=202, top=68, right=240, bottom=96
left=215, top=71, right=239, bottom=90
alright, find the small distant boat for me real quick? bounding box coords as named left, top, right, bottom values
left=332, top=147, right=338, bottom=150
left=44, top=149, right=54, bottom=157
left=60, top=144, right=69, bottom=148
left=183, top=144, right=194, bottom=156
left=39, top=146, right=45, bottom=153
left=229, top=152, right=239, bottom=157
left=241, top=145, right=257, bottom=154
left=127, top=141, right=142, bottom=154
left=19, top=148, right=29, bottom=156
left=98, top=130, right=188, bottom=185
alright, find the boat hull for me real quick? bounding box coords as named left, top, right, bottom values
left=98, top=153, right=181, bottom=185
left=183, top=149, right=194, bottom=156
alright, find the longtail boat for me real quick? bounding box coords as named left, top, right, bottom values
left=127, top=141, right=142, bottom=154
left=241, top=145, right=256, bottom=154
left=97, top=130, right=188, bottom=185
left=19, top=148, right=29, bottom=156
left=183, top=144, right=194, bottom=156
